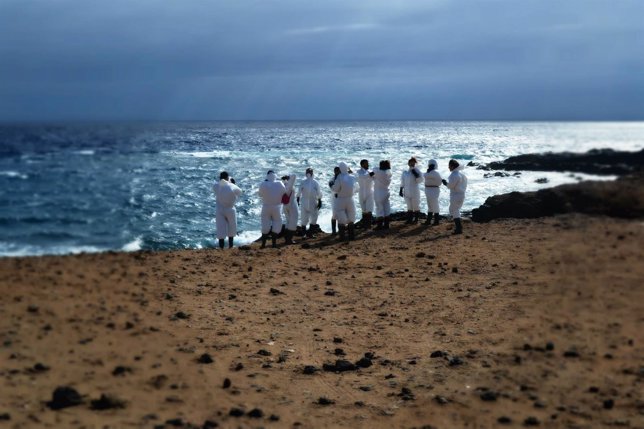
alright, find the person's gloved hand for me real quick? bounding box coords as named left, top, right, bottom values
left=317, top=199, right=322, bottom=210
left=230, top=178, right=236, bottom=184
left=442, top=179, right=448, bottom=186
left=369, top=171, right=375, bottom=177
left=296, top=197, right=300, bottom=206
left=411, top=169, right=420, bottom=179
left=399, top=187, right=404, bottom=197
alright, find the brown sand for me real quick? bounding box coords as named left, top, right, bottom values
left=1, top=215, right=643, bottom=428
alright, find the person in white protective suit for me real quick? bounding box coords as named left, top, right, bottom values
left=442, top=159, right=468, bottom=235
left=331, top=161, right=358, bottom=240
left=372, top=160, right=392, bottom=230
left=423, top=159, right=442, bottom=226
left=297, top=168, right=322, bottom=238
left=281, top=174, right=298, bottom=244
left=258, top=170, right=286, bottom=248
left=399, top=157, right=423, bottom=224
left=356, top=159, right=375, bottom=228
left=328, top=166, right=341, bottom=235
left=213, top=171, right=242, bottom=249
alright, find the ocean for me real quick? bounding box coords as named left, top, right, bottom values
left=1, top=121, right=643, bottom=257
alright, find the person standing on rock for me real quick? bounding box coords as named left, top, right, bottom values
left=399, top=157, right=423, bottom=224
left=258, top=170, right=286, bottom=248
left=373, top=160, right=392, bottom=230
left=297, top=168, right=322, bottom=238
left=214, top=171, right=242, bottom=249
left=423, top=159, right=442, bottom=226
left=356, top=159, right=375, bottom=228
left=281, top=174, right=298, bottom=245
left=328, top=166, right=341, bottom=235
left=442, top=159, right=468, bottom=235
left=332, top=162, right=358, bottom=240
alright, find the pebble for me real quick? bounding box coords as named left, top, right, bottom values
left=269, top=288, right=284, bottom=295
left=47, top=386, right=83, bottom=410
left=434, top=395, right=449, bottom=405
left=90, top=394, right=126, bottom=410
left=524, top=416, right=540, bottom=426
left=197, top=353, right=214, bottom=364
left=430, top=350, right=444, bottom=358
left=303, top=365, right=319, bottom=375
left=202, top=420, right=218, bottom=428
left=229, top=408, right=245, bottom=417
left=497, top=416, right=512, bottom=424
left=222, top=378, right=231, bottom=389
left=603, top=399, right=615, bottom=409
left=480, top=391, right=498, bottom=401
left=317, top=397, right=335, bottom=405
left=257, top=349, right=272, bottom=356
left=355, top=357, right=372, bottom=368
left=545, top=342, right=555, bottom=351
left=112, top=366, right=133, bottom=376
left=323, top=360, right=357, bottom=372
left=333, top=337, right=343, bottom=343
left=448, top=356, right=464, bottom=366
left=247, top=408, right=263, bottom=418
left=0, top=413, right=10, bottom=421
left=563, top=349, right=580, bottom=358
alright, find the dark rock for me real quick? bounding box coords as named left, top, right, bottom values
left=233, top=363, right=244, bottom=371
left=448, top=356, right=464, bottom=366
left=533, top=400, right=546, bottom=408
left=165, top=418, right=185, bottom=426
left=90, top=394, right=126, bottom=410
left=399, top=387, right=415, bottom=401
left=334, top=348, right=345, bottom=356
left=535, top=178, right=549, bottom=184
left=497, top=416, right=512, bottom=424
left=47, top=386, right=83, bottom=410
left=359, top=386, right=371, bottom=392
left=197, top=353, right=214, bottom=364
left=222, top=378, right=231, bottom=388
left=174, top=311, right=190, bottom=320
left=415, top=252, right=426, bottom=258
left=257, top=349, right=272, bottom=356
left=563, top=349, right=580, bottom=358
left=545, top=342, right=555, bottom=351
left=0, top=413, right=10, bottom=421
left=27, top=305, right=39, bottom=313
left=434, top=395, right=449, bottom=405
left=202, top=420, right=218, bottom=429
left=333, top=337, right=343, bottom=343
left=355, top=357, right=372, bottom=368
left=229, top=408, right=245, bottom=417
left=323, top=360, right=357, bottom=372
left=452, top=266, right=458, bottom=273
left=112, top=366, right=132, bottom=376
left=480, top=391, right=498, bottom=401
left=430, top=350, right=444, bottom=358
left=317, top=397, right=335, bottom=405
left=269, top=414, right=280, bottom=421
left=303, top=365, right=318, bottom=375
left=269, top=288, right=284, bottom=295
left=603, top=399, right=615, bottom=409
left=31, top=363, right=50, bottom=373
left=247, top=408, right=263, bottom=418
left=588, top=386, right=599, bottom=393
left=524, top=416, right=540, bottom=426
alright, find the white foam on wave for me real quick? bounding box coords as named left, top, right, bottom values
left=0, top=171, right=28, bottom=179
left=236, top=230, right=262, bottom=246
left=165, top=150, right=232, bottom=159
left=0, top=242, right=106, bottom=257
left=74, top=150, right=95, bottom=156
left=122, top=237, right=143, bottom=252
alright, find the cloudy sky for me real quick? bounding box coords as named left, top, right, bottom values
left=0, top=0, right=642, bottom=121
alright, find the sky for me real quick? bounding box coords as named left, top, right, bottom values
left=0, top=0, right=643, bottom=121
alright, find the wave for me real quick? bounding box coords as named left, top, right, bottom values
left=0, top=171, right=28, bottom=179
left=164, top=150, right=232, bottom=159
left=0, top=242, right=107, bottom=257
left=122, top=236, right=143, bottom=252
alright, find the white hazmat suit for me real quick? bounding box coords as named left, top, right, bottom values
left=297, top=174, right=322, bottom=227
left=214, top=178, right=242, bottom=240
left=331, top=162, right=357, bottom=225
left=372, top=167, right=392, bottom=218
left=423, top=159, right=442, bottom=214
left=446, top=166, right=467, bottom=218
left=258, top=172, right=286, bottom=234
left=282, top=174, right=298, bottom=231
left=400, top=166, right=423, bottom=211
left=356, top=167, right=375, bottom=214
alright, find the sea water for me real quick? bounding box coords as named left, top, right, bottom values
left=1, top=121, right=643, bottom=256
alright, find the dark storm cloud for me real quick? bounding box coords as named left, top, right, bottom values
left=0, top=0, right=642, bottom=120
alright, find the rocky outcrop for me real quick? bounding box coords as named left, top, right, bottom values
left=483, top=148, right=644, bottom=176
left=472, top=174, right=644, bottom=222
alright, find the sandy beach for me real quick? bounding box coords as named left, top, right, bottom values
left=1, top=213, right=642, bottom=428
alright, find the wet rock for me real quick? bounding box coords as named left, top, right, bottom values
left=535, top=178, right=549, bottom=184
left=47, top=386, right=83, bottom=410
left=603, top=399, right=615, bottom=409
left=229, top=408, right=245, bottom=417
left=222, top=378, right=231, bottom=389
left=257, top=349, right=272, bottom=356
left=303, top=365, right=319, bottom=375
left=90, top=394, right=126, bottom=410
left=524, top=416, right=540, bottom=426
left=197, top=353, right=214, bottom=364
left=247, top=408, right=263, bottom=418
left=317, top=397, right=335, bottom=406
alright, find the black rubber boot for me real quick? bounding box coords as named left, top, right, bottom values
left=413, top=211, right=420, bottom=224
left=433, top=213, right=440, bottom=226
left=271, top=233, right=278, bottom=248
left=228, top=237, right=234, bottom=248
left=375, top=217, right=384, bottom=230
left=285, top=230, right=295, bottom=245
left=338, top=224, right=347, bottom=241
left=364, top=213, right=372, bottom=229
left=405, top=211, right=413, bottom=224
left=453, top=218, right=463, bottom=235
left=260, top=234, right=268, bottom=249
left=218, top=238, right=225, bottom=249
left=348, top=222, right=355, bottom=240
left=424, top=213, right=432, bottom=225
left=331, top=219, right=337, bottom=236
left=384, top=216, right=391, bottom=229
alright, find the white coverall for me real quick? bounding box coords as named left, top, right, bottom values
left=446, top=166, right=468, bottom=219
left=356, top=167, right=374, bottom=214
left=214, top=179, right=242, bottom=239
left=400, top=166, right=423, bottom=211
left=372, top=167, right=392, bottom=217
left=258, top=172, right=286, bottom=234
left=282, top=175, right=298, bottom=231
left=331, top=162, right=357, bottom=225
left=423, top=160, right=442, bottom=213
left=297, top=174, right=322, bottom=226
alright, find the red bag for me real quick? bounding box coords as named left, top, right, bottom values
left=281, top=192, right=291, bottom=204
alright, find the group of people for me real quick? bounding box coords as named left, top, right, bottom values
left=213, top=158, right=467, bottom=249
